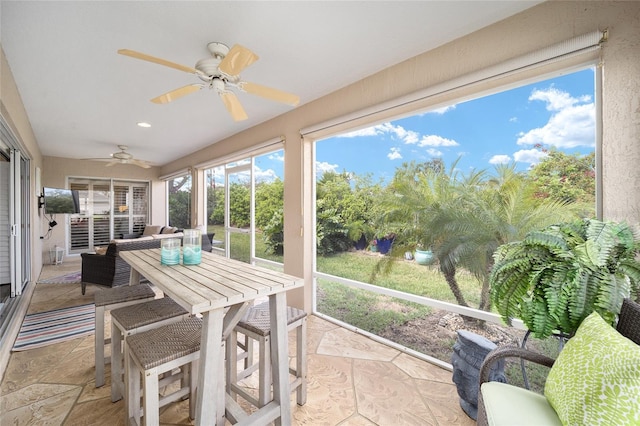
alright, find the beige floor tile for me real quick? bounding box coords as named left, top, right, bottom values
left=352, top=359, right=438, bottom=425
left=337, top=414, right=379, bottom=425
left=65, top=396, right=128, bottom=426
left=317, top=327, right=399, bottom=361
left=1, top=262, right=472, bottom=425
left=418, top=380, right=476, bottom=425
left=1, top=382, right=79, bottom=412
left=1, top=338, right=83, bottom=394
left=292, top=354, right=356, bottom=425
left=393, top=352, right=453, bottom=383
left=0, top=384, right=80, bottom=425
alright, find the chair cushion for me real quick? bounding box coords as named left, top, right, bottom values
left=94, top=246, right=107, bottom=255
left=111, top=236, right=154, bottom=244
left=544, top=311, right=640, bottom=425
left=142, top=225, right=163, bottom=236
left=161, top=226, right=177, bottom=234
left=481, top=382, right=562, bottom=425
left=152, top=232, right=183, bottom=239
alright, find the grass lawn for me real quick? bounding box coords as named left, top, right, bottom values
left=207, top=225, right=483, bottom=335
left=208, top=225, right=552, bottom=389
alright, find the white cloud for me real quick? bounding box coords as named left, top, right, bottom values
left=336, top=122, right=460, bottom=156
left=513, top=148, right=548, bottom=165
left=268, top=153, right=284, bottom=162
left=489, top=154, right=512, bottom=165
left=509, top=116, right=518, bottom=123
left=517, top=87, right=595, bottom=149
left=417, top=134, right=459, bottom=147
left=339, top=126, right=384, bottom=138
left=338, top=122, right=419, bottom=144
left=429, top=105, right=456, bottom=115
left=529, top=87, right=591, bottom=111
left=387, top=147, right=402, bottom=160
left=316, top=161, right=338, bottom=176
left=253, top=166, right=278, bottom=183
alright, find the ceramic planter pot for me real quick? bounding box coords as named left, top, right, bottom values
left=414, top=249, right=435, bottom=265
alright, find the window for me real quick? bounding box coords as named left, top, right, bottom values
left=311, top=67, right=597, bottom=363
left=203, top=147, right=284, bottom=267
left=68, top=178, right=149, bottom=252
left=168, top=174, right=191, bottom=229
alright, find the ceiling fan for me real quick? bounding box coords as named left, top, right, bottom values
left=84, top=145, right=151, bottom=168
left=118, top=42, right=300, bottom=121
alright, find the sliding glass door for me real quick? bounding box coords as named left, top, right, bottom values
left=68, top=178, right=149, bottom=253
left=203, top=146, right=284, bottom=268
left=0, top=118, right=31, bottom=338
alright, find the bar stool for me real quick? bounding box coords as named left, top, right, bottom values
left=94, top=284, right=157, bottom=388
left=227, top=301, right=307, bottom=408
left=110, top=297, right=190, bottom=402
left=125, top=317, right=202, bottom=426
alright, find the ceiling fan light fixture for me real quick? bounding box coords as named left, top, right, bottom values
left=195, top=57, right=222, bottom=78
left=119, top=41, right=299, bottom=121
left=82, top=145, right=151, bottom=168
left=206, top=42, right=230, bottom=59
left=211, top=78, right=227, bottom=94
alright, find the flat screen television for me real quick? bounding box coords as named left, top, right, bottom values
left=43, top=187, right=80, bottom=214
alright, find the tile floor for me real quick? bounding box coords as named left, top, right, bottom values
left=0, top=258, right=475, bottom=425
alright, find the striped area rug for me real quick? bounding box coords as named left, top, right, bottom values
left=37, top=271, right=81, bottom=284
left=12, top=303, right=95, bottom=351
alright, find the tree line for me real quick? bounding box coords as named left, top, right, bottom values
left=170, top=148, right=595, bottom=311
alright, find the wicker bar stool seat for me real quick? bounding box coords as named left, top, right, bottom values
left=227, top=301, right=307, bottom=408
left=94, top=284, right=157, bottom=388
left=126, top=317, right=202, bottom=426
left=110, top=297, right=190, bottom=402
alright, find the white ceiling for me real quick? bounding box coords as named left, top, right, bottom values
left=1, top=1, right=540, bottom=167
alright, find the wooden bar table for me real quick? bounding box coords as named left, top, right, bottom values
left=120, top=248, right=304, bottom=426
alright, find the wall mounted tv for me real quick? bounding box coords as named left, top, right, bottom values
left=43, top=187, right=80, bottom=214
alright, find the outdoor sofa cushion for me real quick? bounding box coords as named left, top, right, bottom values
left=481, top=382, right=562, bottom=425
left=544, top=311, right=640, bottom=425
left=142, top=225, right=163, bottom=236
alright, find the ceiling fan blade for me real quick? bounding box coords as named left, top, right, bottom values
left=240, top=81, right=300, bottom=106
left=131, top=159, right=151, bottom=169
left=220, top=91, right=248, bottom=121
left=151, top=84, right=202, bottom=104
left=218, top=44, right=259, bottom=76
left=118, top=49, right=199, bottom=74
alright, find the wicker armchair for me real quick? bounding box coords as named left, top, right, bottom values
left=80, top=238, right=162, bottom=294
left=477, top=298, right=640, bottom=426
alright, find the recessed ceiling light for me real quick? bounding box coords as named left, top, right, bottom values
left=137, top=122, right=151, bottom=128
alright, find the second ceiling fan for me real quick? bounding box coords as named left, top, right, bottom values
left=118, top=42, right=300, bottom=121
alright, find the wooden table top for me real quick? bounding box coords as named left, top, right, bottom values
left=120, top=249, right=304, bottom=315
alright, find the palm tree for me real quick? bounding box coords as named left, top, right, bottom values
left=375, top=161, right=578, bottom=313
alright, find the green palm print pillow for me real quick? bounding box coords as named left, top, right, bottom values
left=544, top=311, right=640, bottom=425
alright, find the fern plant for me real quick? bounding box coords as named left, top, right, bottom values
left=490, top=218, right=640, bottom=339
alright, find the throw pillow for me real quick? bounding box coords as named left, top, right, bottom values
left=544, top=311, right=640, bottom=425
left=142, top=225, right=162, bottom=236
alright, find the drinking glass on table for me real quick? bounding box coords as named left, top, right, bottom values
left=160, top=238, right=181, bottom=265
left=182, top=229, right=202, bottom=265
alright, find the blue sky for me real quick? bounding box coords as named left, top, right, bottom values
left=313, top=67, right=595, bottom=182
left=233, top=67, right=595, bottom=184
